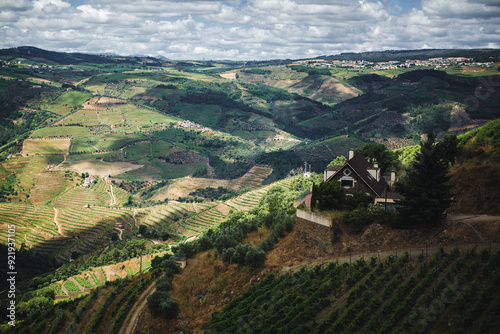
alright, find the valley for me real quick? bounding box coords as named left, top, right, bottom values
left=0, top=47, right=499, bottom=333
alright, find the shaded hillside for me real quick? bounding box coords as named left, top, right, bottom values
left=449, top=161, right=500, bottom=214
left=347, top=74, right=393, bottom=92
left=307, top=70, right=500, bottom=140
left=0, top=46, right=151, bottom=65
left=448, top=119, right=500, bottom=215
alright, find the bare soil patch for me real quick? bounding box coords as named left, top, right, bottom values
left=51, top=160, right=143, bottom=177
left=219, top=72, right=237, bottom=80
left=152, top=166, right=272, bottom=201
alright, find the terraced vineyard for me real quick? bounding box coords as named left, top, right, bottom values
left=211, top=247, right=500, bottom=334
left=0, top=204, right=57, bottom=247
left=0, top=175, right=294, bottom=261
left=51, top=185, right=111, bottom=208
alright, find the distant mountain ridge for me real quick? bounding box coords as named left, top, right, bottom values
left=319, top=48, right=500, bottom=62
left=0, top=46, right=160, bottom=65
left=2, top=46, right=500, bottom=65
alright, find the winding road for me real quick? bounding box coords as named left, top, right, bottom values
left=118, top=279, right=157, bottom=334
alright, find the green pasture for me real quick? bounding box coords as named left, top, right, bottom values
left=253, top=130, right=276, bottom=139
left=45, top=91, right=93, bottom=116
left=297, top=112, right=342, bottom=130
left=55, top=91, right=93, bottom=106
left=97, top=109, right=125, bottom=126
left=231, top=130, right=257, bottom=140
left=114, top=159, right=206, bottom=181
left=122, top=139, right=175, bottom=161
left=123, top=105, right=179, bottom=126
left=32, top=125, right=91, bottom=138
left=318, top=135, right=366, bottom=154
left=92, top=132, right=146, bottom=152
left=151, top=140, right=175, bottom=157
left=123, top=142, right=153, bottom=161
left=66, top=151, right=122, bottom=162
left=58, top=110, right=100, bottom=126
left=172, top=103, right=221, bottom=127
left=143, top=86, right=184, bottom=100
left=71, top=141, right=97, bottom=153
left=45, top=103, right=73, bottom=116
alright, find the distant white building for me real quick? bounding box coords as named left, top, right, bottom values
left=83, top=176, right=95, bottom=188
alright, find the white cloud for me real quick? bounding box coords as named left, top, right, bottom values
left=0, top=0, right=498, bottom=60
left=0, top=0, right=33, bottom=11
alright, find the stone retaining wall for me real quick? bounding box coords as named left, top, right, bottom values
left=296, top=209, right=335, bottom=245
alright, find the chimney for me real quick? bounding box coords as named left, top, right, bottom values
left=368, top=162, right=380, bottom=181
left=348, top=149, right=354, bottom=160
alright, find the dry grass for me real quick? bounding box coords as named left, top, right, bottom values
left=22, top=138, right=71, bottom=156
left=51, top=160, right=144, bottom=177
left=151, top=166, right=272, bottom=201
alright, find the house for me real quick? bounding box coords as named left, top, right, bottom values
left=82, top=175, right=95, bottom=188
left=324, top=150, right=401, bottom=210
left=324, top=150, right=388, bottom=198
left=295, top=150, right=403, bottom=244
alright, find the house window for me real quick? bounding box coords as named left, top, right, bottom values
left=344, top=169, right=351, bottom=176
left=341, top=179, right=354, bottom=188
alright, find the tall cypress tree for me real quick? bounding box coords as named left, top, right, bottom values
left=395, top=133, right=453, bottom=222
left=310, top=183, right=317, bottom=211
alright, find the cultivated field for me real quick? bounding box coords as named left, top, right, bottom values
left=151, top=165, right=273, bottom=201
left=22, top=138, right=71, bottom=156
left=51, top=160, right=144, bottom=177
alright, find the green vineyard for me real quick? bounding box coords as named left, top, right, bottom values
left=211, top=247, right=500, bottom=334
left=0, top=176, right=295, bottom=262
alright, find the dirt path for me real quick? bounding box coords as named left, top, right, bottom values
left=118, top=279, right=157, bottom=334
left=23, top=234, right=32, bottom=249
left=281, top=242, right=500, bottom=274
left=114, top=227, right=123, bottom=240
left=105, top=176, right=117, bottom=206
left=53, top=207, right=69, bottom=237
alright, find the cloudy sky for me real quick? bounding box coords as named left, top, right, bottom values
left=0, top=0, right=499, bottom=60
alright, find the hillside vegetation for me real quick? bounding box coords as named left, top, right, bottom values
left=0, top=47, right=499, bottom=333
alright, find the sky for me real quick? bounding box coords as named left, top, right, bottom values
left=0, top=0, right=499, bottom=60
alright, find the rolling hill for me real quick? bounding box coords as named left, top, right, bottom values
left=0, top=47, right=499, bottom=334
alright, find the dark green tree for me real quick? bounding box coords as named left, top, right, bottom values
left=355, top=143, right=397, bottom=173
left=435, top=134, right=459, bottom=165
left=147, top=291, right=180, bottom=319
left=395, top=133, right=453, bottom=222
left=312, top=181, right=345, bottom=211
left=310, top=183, right=318, bottom=211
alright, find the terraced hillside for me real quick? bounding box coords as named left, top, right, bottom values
left=0, top=174, right=295, bottom=262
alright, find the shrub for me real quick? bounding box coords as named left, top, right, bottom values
left=245, top=247, right=267, bottom=269
left=345, top=193, right=374, bottom=211
left=343, top=207, right=374, bottom=232
left=147, top=291, right=180, bottom=320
